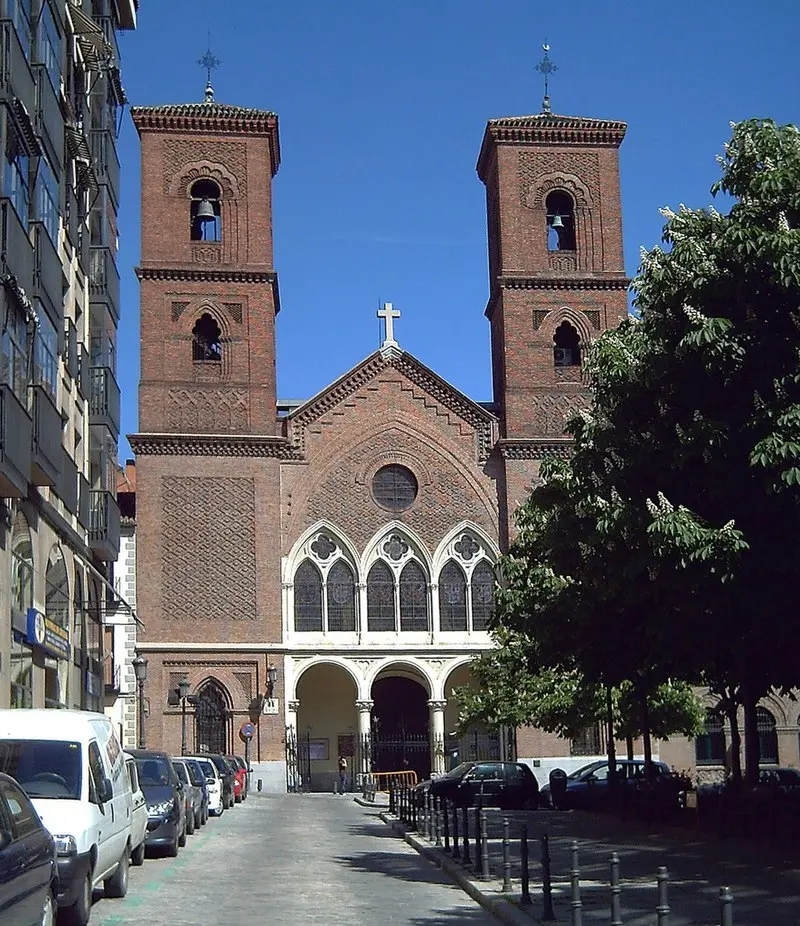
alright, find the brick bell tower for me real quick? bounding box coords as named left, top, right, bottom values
left=129, top=86, right=286, bottom=756
left=477, top=80, right=629, bottom=545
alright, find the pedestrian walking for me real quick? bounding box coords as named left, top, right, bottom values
left=338, top=755, right=348, bottom=794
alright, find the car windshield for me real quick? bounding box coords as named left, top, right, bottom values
left=172, top=762, right=189, bottom=784
left=210, top=756, right=227, bottom=774
left=197, top=759, right=215, bottom=777
left=568, top=762, right=604, bottom=781
left=0, top=740, right=82, bottom=799
left=185, top=761, right=204, bottom=785
left=444, top=762, right=474, bottom=779
left=136, top=757, right=173, bottom=787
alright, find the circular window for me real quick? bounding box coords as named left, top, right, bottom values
left=372, top=464, right=418, bottom=512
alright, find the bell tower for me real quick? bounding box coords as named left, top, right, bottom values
left=478, top=83, right=629, bottom=543
left=132, top=94, right=281, bottom=435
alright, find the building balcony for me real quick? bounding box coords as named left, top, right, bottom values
left=89, top=246, right=120, bottom=323
left=0, top=385, right=31, bottom=497
left=32, top=223, right=66, bottom=327
left=89, top=489, right=120, bottom=561
left=30, top=385, right=62, bottom=487
left=90, top=129, right=120, bottom=207
left=56, top=448, right=79, bottom=516
left=89, top=366, right=120, bottom=437
left=78, top=474, right=91, bottom=529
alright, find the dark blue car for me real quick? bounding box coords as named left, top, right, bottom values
left=0, top=772, right=56, bottom=926
left=129, top=750, right=187, bottom=858
left=540, top=759, right=671, bottom=809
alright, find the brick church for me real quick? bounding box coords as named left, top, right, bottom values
left=128, top=83, right=629, bottom=790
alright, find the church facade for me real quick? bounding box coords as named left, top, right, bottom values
left=129, top=92, right=630, bottom=789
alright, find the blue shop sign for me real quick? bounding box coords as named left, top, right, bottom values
left=26, top=608, right=71, bottom=661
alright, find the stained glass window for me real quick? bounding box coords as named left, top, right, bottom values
left=439, top=561, right=467, bottom=631
left=372, top=465, right=418, bottom=512
left=327, top=560, right=356, bottom=632
left=367, top=561, right=395, bottom=631
left=399, top=561, right=429, bottom=632
left=471, top=561, right=494, bottom=631
left=294, top=559, right=323, bottom=632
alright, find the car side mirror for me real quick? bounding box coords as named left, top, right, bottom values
left=176, top=780, right=183, bottom=791
left=98, top=777, right=113, bottom=803
left=0, top=829, right=12, bottom=851
left=206, top=777, right=215, bottom=785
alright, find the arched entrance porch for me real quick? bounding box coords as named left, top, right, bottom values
left=370, top=664, right=431, bottom=782
left=295, top=662, right=358, bottom=791
left=443, top=662, right=505, bottom=768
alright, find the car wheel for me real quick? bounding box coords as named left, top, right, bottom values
left=178, top=824, right=187, bottom=848
left=195, top=809, right=202, bottom=829
left=104, top=849, right=129, bottom=898
left=166, top=833, right=179, bottom=857
left=235, top=793, right=242, bottom=804
left=63, top=873, right=92, bottom=926
left=186, top=809, right=195, bottom=835
left=40, top=888, right=55, bottom=926
left=131, top=840, right=145, bottom=867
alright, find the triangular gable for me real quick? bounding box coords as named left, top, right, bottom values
left=287, top=346, right=497, bottom=460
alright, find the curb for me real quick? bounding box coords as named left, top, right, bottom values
left=379, top=812, right=539, bottom=926
left=353, top=795, right=389, bottom=809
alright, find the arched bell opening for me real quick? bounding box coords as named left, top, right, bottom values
left=190, top=179, right=222, bottom=242
left=545, top=190, right=576, bottom=252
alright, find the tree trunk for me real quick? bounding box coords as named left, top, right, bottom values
left=742, top=687, right=760, bottom=787
left=640, top=690, right=653, bottom=773
left=626, top=735, right=634, bottom=760
left=606, top=685, right=618, bottom=794
left=723, top=695, right=742, bottom=786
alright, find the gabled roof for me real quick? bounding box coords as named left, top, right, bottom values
left=287, top=346, right=497, bottom=461
left=477, top=111, right=627, bottom=181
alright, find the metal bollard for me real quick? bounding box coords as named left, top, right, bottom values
left=435, top=796, right=442, bottom=847
left=610, top=852, right=622, bottom=926
left=720, top=886, right=734, bottom=926
left=452, top=800, right=461, bottom=859
left=424, top=792, right=431, bottom=839
left=520, top=823, right=532, bottom=906
left=502, top=816, right=512, bottom=892
left=480, top=808, right=490, bottom=881
left=473, top=803, right=481, bottom=870
left=462, top=804, right=472, bottom=865
left=541, top=833, right=555, bottom=921
left=656, top=867, right=670, bottom=926
left=411, top=788, right=418, bottom=830
left=570, top=840, right=583, bottom=926
left=443, top=797, right=450, bottom=852
left=257, top=779, right=262, bottom=792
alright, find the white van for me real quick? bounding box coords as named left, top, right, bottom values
left=0, top=709, right=134, bottom=926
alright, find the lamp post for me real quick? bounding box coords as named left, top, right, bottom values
left=132, top=655, right=148, bottom=749
left=178, top=677, right=191, bottom=756
left=266, top=664, right=278, bottom=701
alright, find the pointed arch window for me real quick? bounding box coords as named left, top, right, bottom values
left=327, top=560, right=356, bottom=632
left=367, top=561, right=395, bottom=632
left=190, top=179, right=221, bottom=241
left=546, top=190, right=576, bottom=251
left=757, top=707, right=778, bottom=765
left=439, top=561, right=467, bottom=631
left=553, top=321, right=581, bottom=368
left=195, top=681, right=230, bottom=755
left=470, top=560, right=494, bottom=631
left=695, top=709, right=726, bottom=766
left=399, top=561, right=429, bottom=632
left=294, top=559, right=323, bottom=632
left=192, top=313, right=222, bottom=362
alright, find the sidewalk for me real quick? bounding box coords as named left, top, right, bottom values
left=380, top=805, right=800, bottom=925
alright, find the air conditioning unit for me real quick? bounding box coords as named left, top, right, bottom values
left=554, top=347, right=570, bottom=366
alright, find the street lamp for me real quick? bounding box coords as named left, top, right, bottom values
left=266, top=664, right=278, bottom=700
left=178, top=677, right=192, bottom=756
left=132, top=655, right=148, bottom=749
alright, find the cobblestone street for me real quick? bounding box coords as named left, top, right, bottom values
left=93, top=795, right=498, bottom=926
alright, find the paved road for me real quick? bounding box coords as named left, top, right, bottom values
left=93, top=794, right=499, bottom=926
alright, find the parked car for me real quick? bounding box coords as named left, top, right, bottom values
left=187, top=756, right=224, bottom=817
left=758, top=767, right=800, bottom=788
left=124, top=754, right=148, bottom=867
left=0, top=709, right=134, bottom=926
left=418, top=761, right=540, bottom=810
left=129, top=750, right=187, bottom=857
left=226, top=755, right=248, bottom=802
left=539, top=759, right=671, bottom=810
left=172, top=759, right=203, bottom=833
left=181, top=758, right=210, bottom=825
left=0, top=771, right=56, bottom=926
left=206, top=755, right=235, bottom=809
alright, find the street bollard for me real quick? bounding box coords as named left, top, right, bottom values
left=399, top=786, right=404, bottom=823
left=473, top=803, right=481, bottom=871
left=656, top=867, right=670, bottom=926
left=541, top=833, right=555, bottom=921
left=452, top=800, right=461, bottom=859
left=570, top=841, right=583, bottom=926
left=502, top=816, right=512, bottom=892
left=424, top=792, right=431, bottom=839
left=443, top=797, right=450, bottom=852
left=480, top=808, right=490, bottom=880
left=462, top=804, right=472, bottom=865
left=720, top=886, right=734, bottom=926
left=610, top=852, right=622, bottom=926
left=388, top=782, right=394, bottom=815
left=435, top=796, right=442, bottom=847
left=520, top=823, right=532, bottom=906
left=411, top=788, right=418, bottom=830
left=257, top=779, right=262, bottom=792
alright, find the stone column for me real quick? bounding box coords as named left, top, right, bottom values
left=428, top=699, right=447, bottom=775
left=356, top=700, right=374, bottom=779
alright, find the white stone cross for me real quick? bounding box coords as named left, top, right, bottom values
left=377, top=302, right=400, bottom=346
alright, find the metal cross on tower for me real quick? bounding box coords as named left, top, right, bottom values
left=377, top=302, right=401, bottom=347
left=535, top=42, right=557, bottom=114
left=198, top=35, right=221, bottom=103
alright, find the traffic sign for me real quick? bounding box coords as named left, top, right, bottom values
left=239, top=722, right=255, bottom=742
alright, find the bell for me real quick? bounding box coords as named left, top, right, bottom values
left=550, top=213, right=564, bottom=228
left=196, top=197, right=216, bottom=221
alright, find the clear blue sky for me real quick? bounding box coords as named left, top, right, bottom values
left=115, top=0, right=799, bottom=459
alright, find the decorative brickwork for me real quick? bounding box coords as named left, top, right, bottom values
left=518, top=152, right=599, bottom=205
left=166, top=387, right=249, bottom=432
left=161, top=477, right=257, bottom=621
left=171, top=301, right=189, bottom=321
left=584, top=309, right=601, bottom=330
left=163, top=140, right=248, bottom=195
left=222, top=302, right=243, bottom=324
left=532, top=309, right=549, bottom=330
left=233, top=671, right=253, bottom=701
left=528, top=393, right=588, bottom=435
left=192, top=244, right=222, bottom=263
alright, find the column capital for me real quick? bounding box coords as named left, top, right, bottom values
left=355, top=700, right=374, bottom=713
left=427, top=699, right=447, bottom=711
left=287, top=700, right=300, bottom=712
